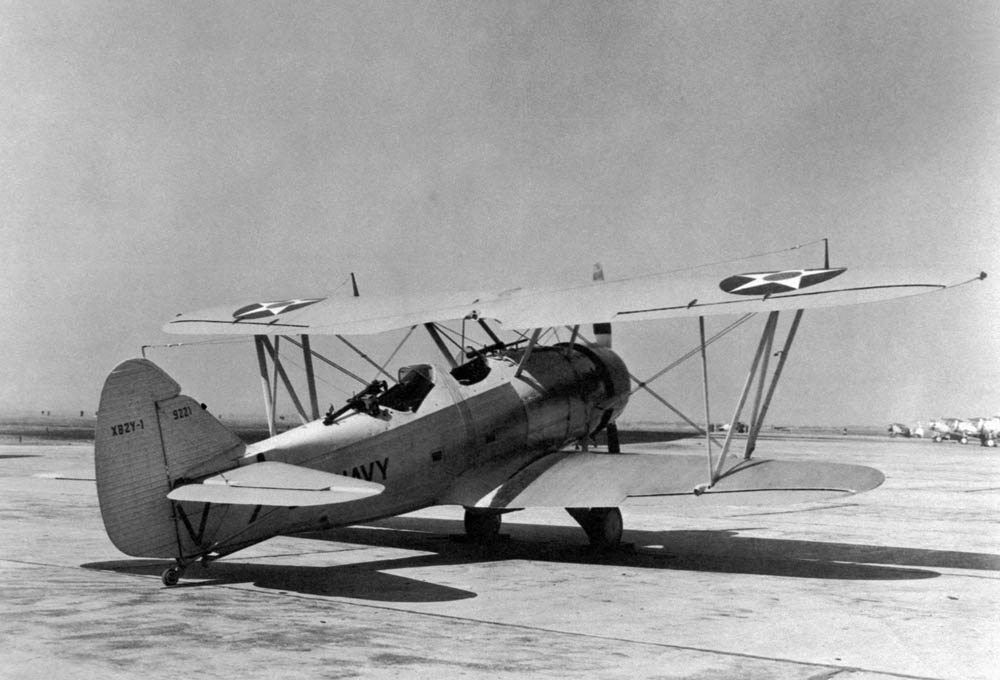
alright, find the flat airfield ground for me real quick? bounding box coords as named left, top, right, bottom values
left=1, top=435, right=998, bottom=680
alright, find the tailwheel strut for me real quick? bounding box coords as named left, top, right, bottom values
left=161, top=553, right=218, bottom=587
left=566, top=507, right=623, bottom=548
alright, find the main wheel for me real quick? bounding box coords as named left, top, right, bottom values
left=588, top=507, right=623, bottom=548
left=463, top=509, right=502, bottom=541
left=567, top=507, right=623, bottom=548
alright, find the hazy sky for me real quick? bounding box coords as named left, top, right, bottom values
left=3, top=1, right=998, bottom=425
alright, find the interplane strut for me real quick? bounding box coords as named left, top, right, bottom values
left=246, top=306, right=803, bottom=485
left=696, top=310, right=805, bottom=487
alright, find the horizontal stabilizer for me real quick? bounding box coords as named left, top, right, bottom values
left=167, top=461, right=384, bottom=507
left=467, top=452, right=884, bottom=509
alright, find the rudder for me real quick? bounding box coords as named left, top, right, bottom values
left=95, top=359, right=244, bottom=558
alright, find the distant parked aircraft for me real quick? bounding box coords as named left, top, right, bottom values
left=929, top=418, right=981, bottom=444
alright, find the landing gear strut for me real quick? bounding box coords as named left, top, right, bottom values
left=566, top=507, right=623, bottom=548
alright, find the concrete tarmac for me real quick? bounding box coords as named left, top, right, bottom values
left=1, top=436, right=998, bottom=679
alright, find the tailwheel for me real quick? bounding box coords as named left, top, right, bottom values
left=463, top=509, right=502, bottom=541
left=566, top=507, right=623, bottom=548
left=161, top=563, right=185, bottom=587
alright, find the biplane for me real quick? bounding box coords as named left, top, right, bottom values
left=94, top=249, right=987, bottom=586
left=930, top=417, right=998, bottom=445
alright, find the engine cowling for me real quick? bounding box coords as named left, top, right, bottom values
left=511, top=344, right=631, bottom=451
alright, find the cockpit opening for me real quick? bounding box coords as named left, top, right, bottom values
left=450, top=350, right=491, bottom=385
left=380, top=364, right=435, bottom=412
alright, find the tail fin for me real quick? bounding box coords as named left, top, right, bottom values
left=95, top=359, right=244, bottom=558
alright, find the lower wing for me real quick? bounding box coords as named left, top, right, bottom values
left=449, top=451, right=884, bottom=509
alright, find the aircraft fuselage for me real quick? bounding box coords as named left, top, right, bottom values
left=176, top=344, right=631, bottom=559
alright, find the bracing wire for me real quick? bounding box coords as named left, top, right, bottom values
left=434, top=323, right=493, bottom=353
left=626, top=313, right=756, bottom=396
left=266, top=343, right=354, bottom=400
left=661, top=238, right=831, bottom=276
left=141, top=336, right=253, bottom=357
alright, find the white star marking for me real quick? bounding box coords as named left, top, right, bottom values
left=258, top=299, right=320, bottom=315
left=233, top=298, right=325, bottom=320
left=729, top=269, right=832, bottom=294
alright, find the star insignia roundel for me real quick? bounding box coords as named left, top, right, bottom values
left=719, top=268, right=847, bottom=296
left=232, top=298, right=326, bottom=321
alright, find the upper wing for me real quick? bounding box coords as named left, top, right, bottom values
left=446, top=451, right=885, bottom=509
left=167, top=461, right=384, bottom=507
left=164, top=264, right=985, bottom=336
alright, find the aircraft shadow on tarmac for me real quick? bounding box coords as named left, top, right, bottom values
left=82, top=557, right=479, bottom=602
left=84, top=515, right=1000, bottom=602
left=306, top=516, right=996, bottom=579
